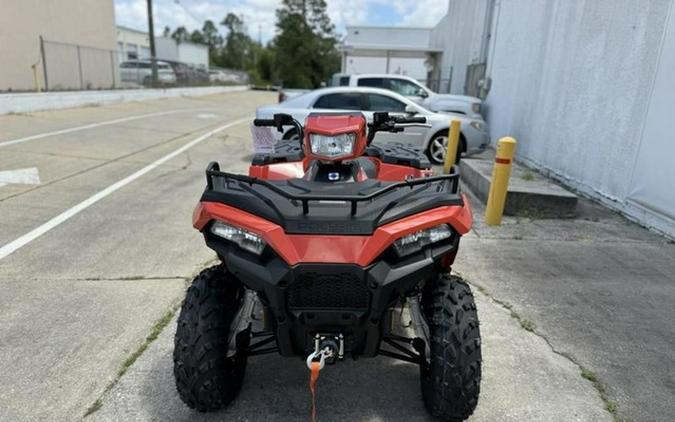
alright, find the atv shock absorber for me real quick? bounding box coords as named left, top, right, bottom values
left=227, top=289, right=257, bottom=357
left=408, top=294, right=430, bottom=352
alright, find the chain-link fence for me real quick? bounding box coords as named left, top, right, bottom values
left=41, top=38, right=118, bottom=90
left=39, top=38, right=249, bottom=91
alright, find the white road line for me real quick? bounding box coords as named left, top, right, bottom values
left=0, top=167, right=40, bottom=185
left=0, top=109, right=196, bottom=148
left=0, top=116, right=250, bottom=261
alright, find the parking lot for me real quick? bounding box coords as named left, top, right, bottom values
left=0, top=90, right=663, bottom=422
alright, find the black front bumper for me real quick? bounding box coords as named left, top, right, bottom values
left=204, top=232, right=458, bottom=358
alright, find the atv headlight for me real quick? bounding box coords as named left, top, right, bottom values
left=310, top=133, right=355, bottom=158
left=393, top=224, right=453, bottom=257
left=210, top=221, right=266, bottom=255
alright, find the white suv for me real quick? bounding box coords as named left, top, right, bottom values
left=332, top=73, right=483, bottom=119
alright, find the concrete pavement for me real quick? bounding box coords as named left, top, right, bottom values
left=456, top=187, right=675, bottom=422
left=0, top=91, right=267, bottom=421
left=90, top=290, right=610, bottom=422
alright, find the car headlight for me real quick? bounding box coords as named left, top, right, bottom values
left=472, top=102, right=481, bottom=113
left=469, top=121, right=487, bottom=133
left=210, top=221, right=266, bottom=255
left=393, top=224, right=453, bottom=257
left=310, top=133, right=355, bottom=158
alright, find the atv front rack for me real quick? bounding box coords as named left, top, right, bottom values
left=205, top=161, right=460, bottom=218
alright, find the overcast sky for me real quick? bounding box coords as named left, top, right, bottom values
left=114, top=0, right=448, bottom=43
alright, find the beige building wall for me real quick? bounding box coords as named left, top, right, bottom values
left=0, top=0, right=117, bottom=91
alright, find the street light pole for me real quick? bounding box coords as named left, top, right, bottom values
left=147, top=0, right=158, bottom=87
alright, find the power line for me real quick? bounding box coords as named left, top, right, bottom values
left=173, top=0, right=202, bottom=24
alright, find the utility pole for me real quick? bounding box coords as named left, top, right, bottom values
left=147, top=0, right=158, bottom=87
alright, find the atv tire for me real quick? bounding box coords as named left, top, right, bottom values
left=421, top=274, right=481, bottom=421
left=173, top=265, right=249, bottom=412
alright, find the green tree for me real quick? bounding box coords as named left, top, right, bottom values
left=171, top=26, right=190, bottom=44
left=274, top=0, right=340, bottom=88
left=201, top=20, right=223, bottom=64
left=190, top=30, right=205, bottom=44
left=219, top=13, right=251, bottom=69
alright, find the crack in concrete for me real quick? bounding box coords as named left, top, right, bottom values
left=80, top=257, right=218, bottom=419
left=459, top=272, right=622, bottom=421
left=78, top=276, right=189, bottom=282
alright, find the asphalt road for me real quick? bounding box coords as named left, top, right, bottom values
left=0, top=92, right=610, bottom=421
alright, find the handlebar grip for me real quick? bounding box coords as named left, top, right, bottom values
left=405, top=116, right=427, bottom=124
left=253, top=118, right=275, bottom=127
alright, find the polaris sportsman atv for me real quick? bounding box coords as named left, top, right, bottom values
left=174, top=112, right=481, bottom=421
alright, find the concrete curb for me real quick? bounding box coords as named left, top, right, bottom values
left=0, top=85, right=249, bottom=115
left=459, top=153, right=578, bottom=218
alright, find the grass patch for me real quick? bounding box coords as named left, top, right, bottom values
left=579, top=366, right=621, bottom=420
left=473, top=284, right=488, bottom=294
left=118, top=308, right=175, bottom=378
left=83, top=306, right=178, bottom=418
left=581, top=367, right=598, bottom=383
left=519, top=319, right=536, bottom=331
left=521, top=170, right=535, bottom=181
left=83, top=399, right=103, bottom=417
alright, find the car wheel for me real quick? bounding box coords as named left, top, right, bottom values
left=427, top=131, right=464, bottom=165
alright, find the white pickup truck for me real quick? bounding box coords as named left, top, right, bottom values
left=279, top=73, right=483, bottom=119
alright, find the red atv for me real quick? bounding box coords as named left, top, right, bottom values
left=174, top=112, right=481, bottom=421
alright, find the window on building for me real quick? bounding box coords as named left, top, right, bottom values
left=314, top=93, right=364, bottom=110
left=365, top=94, right=407, bottom=113
left=127, top=43, right=138, bottom=60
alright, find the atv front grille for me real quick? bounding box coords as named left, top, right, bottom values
left=287, top=272, right=369, bottom=310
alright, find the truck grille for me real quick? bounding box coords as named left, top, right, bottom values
left=287, top=271, right=369, bottom=310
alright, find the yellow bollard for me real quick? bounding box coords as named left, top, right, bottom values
left=32, top=64, right=42, bottom=92
left=443, top=120, right=462, bottom=174
left=485, top=137, right=517, bottom=225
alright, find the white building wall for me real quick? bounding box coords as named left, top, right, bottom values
left=345, top=26, right=432, bottom=49
left=341, top=26, right=436, bottom=83
left=484, top=0, right=675, bottom=237
left=343, top=55, right=428, bottom=80
left=624, top=2, right=675, bottom=236
left=430, top=0, right=490, bottom=93
left=155, top=37, right=208, bottom=68
left=154, top=37, right=179, bottom=62
left=177, top=43, right=208, bottom=68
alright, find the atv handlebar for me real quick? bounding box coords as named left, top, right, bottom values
left=254, top=113, right=304, bottom=144
left=367, top=112, right=429, bottom=144
left=395, top=116, right=427, bottom=124
left=252, top=118, right=275, bottom=126
left=254, top=112, right=428, bottom=146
